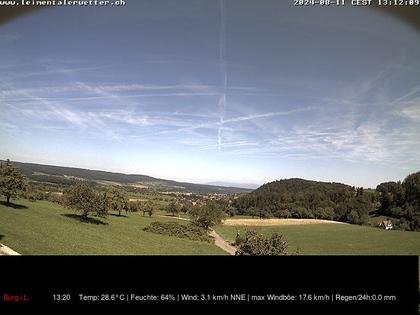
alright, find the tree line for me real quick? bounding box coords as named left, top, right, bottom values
left=63, top=183, right=160, bottom=220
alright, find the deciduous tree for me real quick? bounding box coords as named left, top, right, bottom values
left=0, top=159, right=27, bottom=205
left=188, top=201, right=226, bottom=230
left=64, top=182, right=106, bottom=220
left=167, top=201, right=180, bottom=217
left=104, top=186, right=129, bottom=216
left=143, top=201, right=154, bottom=217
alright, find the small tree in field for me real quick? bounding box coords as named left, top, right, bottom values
left=180, top=201, right=191, bottom=214
left=0, top=159, right=27, bottom=205
left=104, top=186, right=129, bottom=216
left=64, top=182, right=106, bottom=220
left=167, top=201, right=180, bottom=217
left=143, top=201, right=154, bottom=217
left=188, top=201, right=226, bottom=230
left=129, top=200, right=141, bottom=212
left=236, top=230, right=288, bottom=256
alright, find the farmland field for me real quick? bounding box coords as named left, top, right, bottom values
left=215, top=221, right=420, bottom=255
left=0, top=198, right=225, bottom=255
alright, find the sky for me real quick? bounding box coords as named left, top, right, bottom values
left=1, top=1, right=420, bottom=188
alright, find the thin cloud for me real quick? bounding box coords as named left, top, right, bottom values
left=400, top=104, right=420, bottom=122
left=1, top=82, right=278, bottom=102
left=0, top=121, right=19, bottom=134
left=4, top=65, right=109, bottom=80
left=224, top=107, right=317, bottom=124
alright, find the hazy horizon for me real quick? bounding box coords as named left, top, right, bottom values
left=1, top=1, right=420, bottom=188
left=2, top=157, right=417, bottom=190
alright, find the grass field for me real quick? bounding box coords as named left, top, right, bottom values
left=0, top=198, right=225, bottom=255
left=2, top=197, right=420, bottom=256
left=215, top=221, right=420, bottom=255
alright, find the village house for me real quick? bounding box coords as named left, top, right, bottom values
left=379, top=219, right=393, bottom=230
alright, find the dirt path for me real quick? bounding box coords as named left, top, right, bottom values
left=0, top=244, right=20, bottom=255
left=155, top=214, right=236, bottom=255
left=209, top=229, right=237, bottom=255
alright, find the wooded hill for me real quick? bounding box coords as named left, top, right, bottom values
left=233, top=178, right=376, bottom=225
left=5, top=161, right=250, bottom=194
left=233, top=174, right=420, bottom=230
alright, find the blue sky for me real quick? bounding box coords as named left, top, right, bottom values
left=1, top=1, right=420, bottom=188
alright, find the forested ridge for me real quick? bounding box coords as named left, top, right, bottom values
left=233, top=173, right=420, bottom=231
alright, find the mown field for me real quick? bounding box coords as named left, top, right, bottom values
left=215, top=221, right=420, bottom=255
left=0, top=198, right=225, bottom=255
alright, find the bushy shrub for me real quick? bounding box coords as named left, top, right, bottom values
left=143, top=221, right=211, bottom=242
left=26, top=192, right=37, bottom=202
left=47, top=192, right=63, bottom=204
left=236, top=230, right=288, bottom=256
left=394, top=218, right=411, bottom=231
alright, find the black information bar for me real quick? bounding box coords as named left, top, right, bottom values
left=0, top=255, right=418, bottom=313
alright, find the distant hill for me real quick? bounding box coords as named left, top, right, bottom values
left=5, top=160, right=251, bottom=194
left=205, top=181, right=260, bottom=190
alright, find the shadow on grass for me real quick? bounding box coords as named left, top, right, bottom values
left=61, top=214, right=108, bottom=225
left=109, top=213, right=128, bottom=218
left=0, top=201, right=28, bottom=209
left=0, top=234, right=4, bottom=241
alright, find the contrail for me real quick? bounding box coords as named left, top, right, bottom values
left=217, top=94, right=225, bottom=148
left=217, top=0, right=227, bottom=150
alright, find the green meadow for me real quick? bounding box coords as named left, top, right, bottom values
left=1, top=198, right=420, bottom=256
left=0, top=198, right=225, bottom=255
left=215, top=222, right=420, bottom=255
